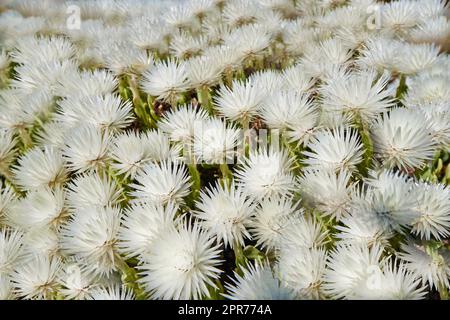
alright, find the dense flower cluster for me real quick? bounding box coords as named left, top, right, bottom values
left=0, top=0, right=449, bottom=300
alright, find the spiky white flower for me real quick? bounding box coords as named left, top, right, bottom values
left=261, top=90, right=317, bottom=131
left=302, top=127, right=364, bottom=173
left=170, top=31, right=207, bottom=60
left=159, top=104, right=209, bottom=144
left=282, top=64, right=316, bottom=94
left=7, top=187, right=67, bottom=230
left=13, top=146, right=67, bottom=191
left=0, top=182, right=16, bottom=221
left=224, top=262, right=297, bottom=300
left=186, top=55, right=223, bottom=88
left=21, top=226, right=59, bottom=259
left=279, top=214, right=328, bottom=250
left=298, top=168, right=356, bottom=221
left=250, top=196, right=301, bottom=250
left=398, top=242, right=450, bottom=290
left=395, top=43, right=440, bottom=75
left=109, top=130, right=180, bottom=179
left=277, top=247, right=328, bottom=299
left=0, top=274, right=14, bottom=300
left=224, top=24, right=271, bottom=59
left=0, top=129, right=17, bottom=173
left=63, top=125, right=111, bottom=173
left=141, top=59, right=189, bottom=104
left=56, top=94, right=133, bottom=132
left=380, top=0, right=420, bottom=36
left=320, top=70, right=395, bottom=123
left=323, top=243, right=385, bottom=300
left=105, top=40, right=152, bottom=75
left=195, top=181, right=256, bottom=248
left=130, top=161, right=191, bottom=206
left=235, top=148, right=295, bottom=199
left=411, top=182, right=450, bottom=241
left=214, top=80, right=264, bottom=122
left=66, top=171, right=123, bottom=210
left=371, top=108, right=436, bottom=171
left=11, top=255, right=62, bottom=300
left=60, top=206, right=122, bottom=276
left=193, top=118, right=241, bottom=164
left=138, top=220, right=222, bottom=300
left=57, top=69, right=118, bottom=98
left=11, top=36, right=75, bottom=65
left=118, top=202, right=178, bottom=260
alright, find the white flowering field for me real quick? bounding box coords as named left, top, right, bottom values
left=0, top=0, right=449, bottom=301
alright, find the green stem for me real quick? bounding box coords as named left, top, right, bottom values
left=197, top=86, right=214, bottom=115
left=355, top=115, right=373, bottom=177
left=18, top=127, right=33, bottom=150
left=438, top=283, right=449, bottom=300
left=188, top=164, right=201, bottom=205
left=220, top=163, right=232, bottom=188
left=395, top=74, right=408, bottom=101
left=115, top=255, right=147, bottom=300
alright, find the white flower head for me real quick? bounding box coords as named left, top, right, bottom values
left=302, top=127, right=364, bottom=173
left=138, top=219, right=222, bottom=300
left=411, top=182, right=450, bottom=241
left=214, top=80, right=264, bottom=122
left=193, top=118, right=241, bottom=164
left=130, top=161, right=192, bottom=206
left=195, top=180, right=256, bottom=248
left=224, top=261, right=297, bottom=300
left=12, top=255, right=62, bottom=300
left=371, top=108, right=436, bottom=171
left=13, top=146, right=67, bottom=191
left=91, top=284, right=135, bottom=300
left=63, top=124, right=111, bottom=173
left=66, top=171, right=123, bottom=210
left=118, top=202, right=178, bottom=260
left=60, top=206, right=122, bottom=276
left=0, top=228, right=24, bottom=274
left=235, top=147, right=295, bottom=199
left=141, top=58, right=189, bottom=104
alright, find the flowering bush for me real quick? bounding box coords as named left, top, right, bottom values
left=0, top=0, right=449, bottom=300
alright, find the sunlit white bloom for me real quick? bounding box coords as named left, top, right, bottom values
left=404, top=73, right=450, bottom=106
left=35, top=121, right=69, bottom=149
left=353, top=170, right=419, bottom=234
left=279, top=214, right=328, bottom=250
left=110, top=130, right=180, bottom=179
left=277, top=247, right=327, bottom=299
left=7, top=187, right=67, bottom=230
left=63, top=125, right=111, bottom=173
left=13, top=146, right=67, bottom=190
left=56, top=94, right=133, bottom=132
left=250, top=196, right=300, bottom=250
left=139, top=219, right=222, bottom=300
left=66, top=171, right=123, bottom=210
left=371, top=108, right=436, bottom=171
left=321, top=70, right=395, bottom=123
left=380, top=0, right=419, bottom=36
left=224, top=24, right=271, bottom=59
left=398, top=242, right=450, bottom=290
left=410, top=16, right=450, bottom=45
left=303, top=127, right=364, bottom=173
left=224, top=262, right=297, bottom=300
left=130, top=161, right=191, bottom=206
left=12, top=255, right=62, bottom=300
left=195, top=181, right=256, bottom=248
left=235, top=148, right=295, bottom=199
left=215, top=80, right=264, bottom=122
left=193, top=118, right=241, bottom=164
left=118, top=202, right=178, bottom=260
left=248, top=70, right=284, bottom=96
left=58, top=69, right=118, bottom=98
left=60, top=206, right=122, bottom=276
left=90, top=284, right=135, bottom=300
left=261, top=89, right=317, bottom=133
left=203, top=45, right=244, bottom=74
left=411, top=182, right=450, bottom=241
left=323, top=243, right=385, bottom=299
left=298, top=168, right=356, bottom=221
left=222, top=0, right=258, bottom=27
left=186, top=55, right=223, bottom=88
left=164, top=4, right=195, bottom=30
left=282, top=64, right=316, bottom=94
left=11, top=36, right=75, bottom=65
left=159, top=104, right=209, bottom=146
left=357, top=37, right=402, bottom=72
left=105, top=40, right=152, bottom=75
left=141, top=58, right=189, bottom=104
left=395, top=43, right=440, bottom=75
left=128, top=16, right=166, bottom=51
left=170, top=31, right=207, bottom=59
